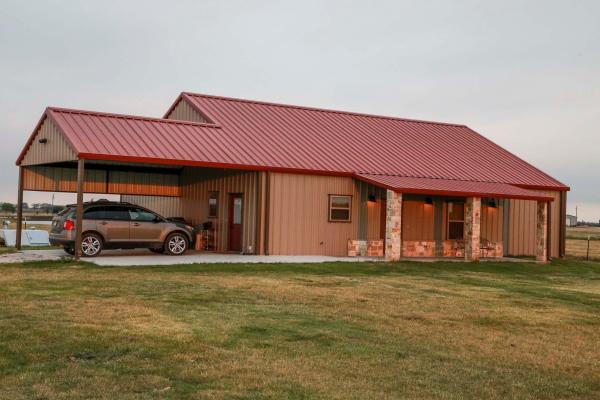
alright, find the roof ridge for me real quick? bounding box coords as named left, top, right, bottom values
left=48, top=106, right=221, bottom=128
left=182, top=91, right=467, bottom=128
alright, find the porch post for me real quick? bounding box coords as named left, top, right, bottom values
left=385, top=190, right=402, bottom=261
left=74, top=159, right=85, bottom=260
left=536, top=201, right=549, bottom=263
left=465, top=197, right=481, bottom=261
left=15, top=167, right=24, bottom=250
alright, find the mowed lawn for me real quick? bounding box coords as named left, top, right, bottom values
left=1, top=260, right=599, bottom=399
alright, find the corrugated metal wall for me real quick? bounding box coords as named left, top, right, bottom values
left=403, top=200, right=435, bottom=240
left=108, top=170, right=179, bottom=196
left=21, top=117, right=76, bottom=166
left=480, top=200, right=504, bottom=243
left=23, top=166, right=107, bottom=193
left=166, top=99, right=208, bottom=123
left=267, top=173, right=359, bottom=256
left=507, top=190, right=562, bottom=257
left=180, top=167, right=258, bottom=253
left=22, top=165, right=181, bottom=197
left=121, top=195, right=183, bottom=218
left=355, top=180, right=386, bottom=241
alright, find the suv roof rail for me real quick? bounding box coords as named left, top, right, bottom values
left=64, top=200, right=134, bottom=207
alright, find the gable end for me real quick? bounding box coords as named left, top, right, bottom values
left=19, top=115, right=77, bottom=166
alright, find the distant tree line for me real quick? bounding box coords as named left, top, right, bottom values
left=0, top=202, right=65, bottom=214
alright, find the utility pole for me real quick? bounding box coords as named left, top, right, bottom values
left=575, top=206, right=578, bottom=225
left=51, top=193, right=55, bottom=214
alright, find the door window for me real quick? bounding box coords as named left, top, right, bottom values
left=83, top=206, right=106, bottom=220
left=103, top=206, right=131, bottom=221
left=233, top=197, right=242, bottom=224
left=129, top=208, right=158, bottom=222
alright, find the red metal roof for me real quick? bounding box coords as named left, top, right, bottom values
left=175, top=92, right=567, bottom=190
left=355, top=174, right=554, bottom=201
left=16, top=93, right=568, bottom=195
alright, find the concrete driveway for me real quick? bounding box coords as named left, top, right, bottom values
left=0, top=249, right=379, bottom=266
left=88, top=250, right=379, bottom=266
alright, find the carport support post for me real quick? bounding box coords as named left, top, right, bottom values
left=74, top=159, right=85, bottom=260
left=465, top=197, right=481, bottom=261
left=536, top=201, right=549, bottom=263
left=15, top=167, right=24, bottom=250
left=385, top=190, right=402, bottom=261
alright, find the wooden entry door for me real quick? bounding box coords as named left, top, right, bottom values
left=228, top=194, right=244, bottom=252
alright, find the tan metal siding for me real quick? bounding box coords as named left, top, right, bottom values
left=180, top=167, right=258, bottom=253
left=165, top=99, right=208, bottom=123
left=121, top=195, right=183, bottom=218
left=480, top=201, right=504, bottom=243
left=22, top=166, right=180, bottom=197
left=267, top=173, right=359, bottom=256
left=402, top=200, right=435, bottom=240
left=23, top=166, right=106, bottom=193
left=508, top=190, right=562, bottom=257
left=21, top=117, right=76, bottom=166
left=107, top=171, right=180, bottom=197
left=256, top=171, right=268, bottom=254
left=366, top=199, right=383, bottom=240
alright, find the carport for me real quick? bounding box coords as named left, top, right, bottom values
left=15, top=157, right=184, bottom=259
left=15, top=107, right=264, bottom=260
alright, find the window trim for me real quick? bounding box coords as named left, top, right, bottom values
left=208, top=191, right=219, bottom=218
left=446, top=201, right=465, bottom=240
left=328, top=194, right=352, bottom=223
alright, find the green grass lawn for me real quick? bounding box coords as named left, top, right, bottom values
left=1, top=260, right=599, bottom=399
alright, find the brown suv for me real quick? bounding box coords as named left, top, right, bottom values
left=50, top=201, right=195, bottom=257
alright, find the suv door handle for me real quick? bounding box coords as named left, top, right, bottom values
left=99, top=221, right=108, bottom=225
left=132, top=222, right=140, bottom=227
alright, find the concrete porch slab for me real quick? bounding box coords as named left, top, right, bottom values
left=88, top=250, right=382, bottom=266
left=0, top=249, right=533, bottom=266
left=0, top=249, right=380, bottom=266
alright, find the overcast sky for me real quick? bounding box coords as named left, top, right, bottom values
left=1, top=0, right=598, bottom=220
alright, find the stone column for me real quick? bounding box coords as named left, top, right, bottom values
left=465, top=197, right=481, bottom=261
left=536, top=201, right=549, bottom=263
left=385, top=190, right=402, bottom=261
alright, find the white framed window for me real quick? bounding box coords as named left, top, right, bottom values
left=329, top=195, right=352, bottom=222
left=447, top=202, right=465, bottom=240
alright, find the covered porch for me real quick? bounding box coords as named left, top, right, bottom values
left=351, top=175, right=554, bottom=263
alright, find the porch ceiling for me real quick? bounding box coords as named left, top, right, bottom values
left=355, top=173, right=554, bottom=202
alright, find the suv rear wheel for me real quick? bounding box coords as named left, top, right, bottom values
left=81, top=233, right=103, bottom=257
left=164, top=232, right=188, bottom=256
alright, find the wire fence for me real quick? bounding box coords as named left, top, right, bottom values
left=566, top=227, right=600, bottom=260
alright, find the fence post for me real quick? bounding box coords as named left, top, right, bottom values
left=587, top=235, right=590, bottom=261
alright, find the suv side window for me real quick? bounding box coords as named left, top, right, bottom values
left=83, top=206, right=106, bottom=220
left=129, top=207, right=159, bottom=222
left=103, top=206, right=131, bottom=221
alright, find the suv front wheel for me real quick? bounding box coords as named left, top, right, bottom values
left=164, top=232, right=188, bottom=256
left=81, top=232, right=103, bottom=257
